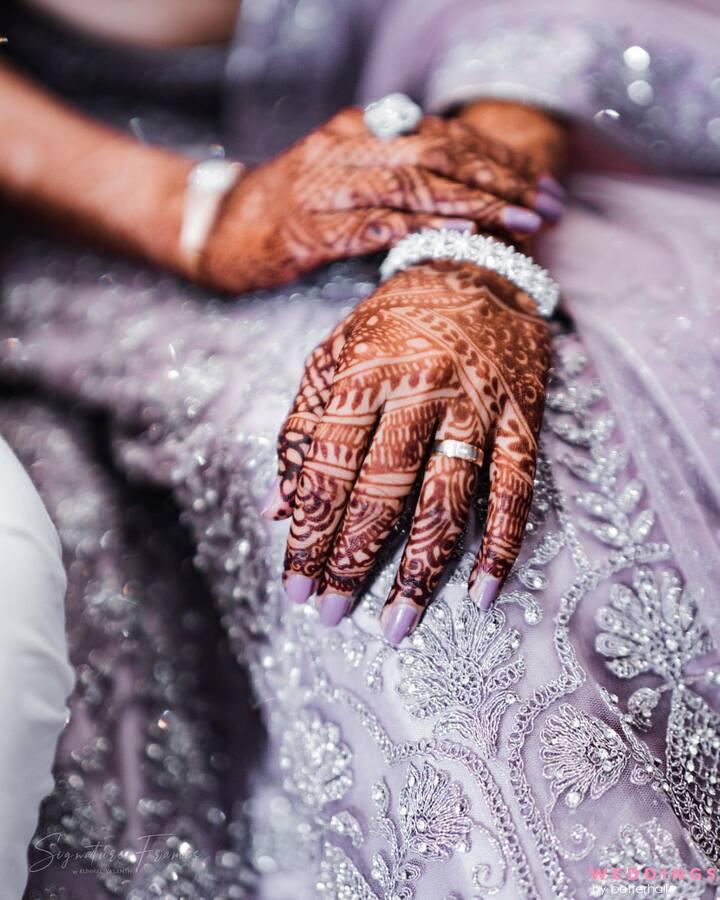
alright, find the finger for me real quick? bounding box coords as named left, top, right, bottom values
left=440, top=121, right=565, bottom=221
left=537, top=174, right=567, bottom=200
left=315, top=208, right=477, bottom=260
left=283, top=355, right=384, bottom=603
left=439, top=117, right=538, bottom=174
left=317, top=165, right=542, bottom=233
left=417, top=151, right=561, bottom=222
left=416, top=124, right=537, bottom=205
left=469, top=403, right=538, bottom=613
left=329, top=111, right=542, bottom=202
left=335, top=118, right=542, bottom=205
left=316, top=399, right=439, bottom=626
left=379, top=403, right=485, bottom=644
left=381, top=452, right=478, bottom=645
left=263, top=329, right=346, bottom=520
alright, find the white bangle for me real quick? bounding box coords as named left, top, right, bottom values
left=179, top=158, right=245, bottom=273
left=380, top=230, right=560, bottom=318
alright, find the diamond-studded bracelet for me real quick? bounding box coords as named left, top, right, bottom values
left=379, top=230, right=560, bottom=318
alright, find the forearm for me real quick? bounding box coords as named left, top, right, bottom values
left=0, top=63, right=191, bottom=269
left=457, top=99, right=570, bottom=178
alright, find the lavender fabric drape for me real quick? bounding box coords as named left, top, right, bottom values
left=2, top=0, right=720, bottom=897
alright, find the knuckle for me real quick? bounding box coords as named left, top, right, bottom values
left=419, top=141, right=452, bottom=173
left=418, top=114, right=445, bottom=135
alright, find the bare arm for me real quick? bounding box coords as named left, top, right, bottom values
left=0, top=62, right=191, bottom=268
left=1, top=64, right=559, bottom=291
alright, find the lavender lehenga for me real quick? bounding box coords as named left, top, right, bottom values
left=4, top=0, right=720, bottom=897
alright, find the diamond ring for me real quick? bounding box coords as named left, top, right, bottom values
left=431, top=440, right=484, bottom=466
left=363, top=92, right=423, bottom=140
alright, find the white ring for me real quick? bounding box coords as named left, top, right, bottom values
left=363, top=92, right=423, bottom=139
left=431, top=439, right=483, bottom=465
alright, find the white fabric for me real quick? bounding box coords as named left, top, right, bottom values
left=0, top=435, right=74, bottom=900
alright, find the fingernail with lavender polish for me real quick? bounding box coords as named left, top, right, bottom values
left=470, top=573, right=503, bottom=613
left=537, top=174, right=567, bottom=200
left=284, top=574, right=316, bottom=605
left=383, top=603, right=420, bottom=646
left=533, top=192, right=565, bottom=223
left=260, top=476, right=282, bottom=518
left=318, top=593, right=352, bottom=626
left=441, top=218, right=475, bottom=233
left=501, top=207, right=542, bottom=233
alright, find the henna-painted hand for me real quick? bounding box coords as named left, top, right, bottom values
left=262, top=261, right=552, bottom=644
left=199, top=108, right=562, bottom=292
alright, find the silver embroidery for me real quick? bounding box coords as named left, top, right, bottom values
left=594, top=568, right=719, bottom=862
left=540, top=704, right=628, bottom=809
left=591, top=819, right=708, bottom=900
left=280, top=708, right=354, bottom=809
left=396, top=601, right=523, bottom=755
left=369, top=763, right=473, bottom=899
left=595, top=568, right=712, bottom=683
left=5, top=250, right=720, bottom=896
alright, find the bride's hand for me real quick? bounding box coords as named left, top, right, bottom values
left=199, top=108, right=563, bottom=292
left=263, top=261, right=552, bottom=644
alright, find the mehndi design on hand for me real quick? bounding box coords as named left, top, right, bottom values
left=200, top=108, right=562, bottom=292
left=264, top=261, right=552, bottom=644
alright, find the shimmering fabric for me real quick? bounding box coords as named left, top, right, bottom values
left=2, top=0, right=720, bottom=897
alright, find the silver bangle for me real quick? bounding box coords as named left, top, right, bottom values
left=380, top=230, right=560, bottom=318
left=179, top=158, right=245, bottom=273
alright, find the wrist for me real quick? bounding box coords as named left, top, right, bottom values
left=381, top=230, right=559, bottom=319
left=11, top=129, right=194, bottom=272
left=0, top=65, right=194, bottom=272
left=95, top=143, right=193, bottom=273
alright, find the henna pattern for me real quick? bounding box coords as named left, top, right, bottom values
left=276, top=259, right=551, bottom=630
left=457, top=100, right=569, bottom=182
left=274, top=333, right=342, bottom=517
left=199, top=108, right=550, bottom=293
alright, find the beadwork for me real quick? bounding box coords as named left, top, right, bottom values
left=380, top=230, right=560, bottom=318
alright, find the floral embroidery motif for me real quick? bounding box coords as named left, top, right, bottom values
left=540, top=704, right=628, bottom=808
left=396, top=763, right=473, bottom=860
left=589, top=819, right=709, bottom=899
left=594, top=568, right=719, bottom=863
left=396, top=599, right=524, bottom=756
left=370, top=763, right=473, bottom=900
left=10, top=234, right=720, bottom=896
left=595, top=568, right=712, bottom=683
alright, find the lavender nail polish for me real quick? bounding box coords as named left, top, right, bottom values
left=501, top=207, right=542, bottom=233
left=284, top=574, right=316, bottom=605
left=537, top=174, right=567, bottom=200
left=383, top=604, right=420, bottom=646
left=260, top=475, right=282, bottom=517
left=470, top=573, right=503, bottom=612
left=441, top=218, right=475, bottom=233
left=533, top=192, right=565, bottom=223
left=318, top=593, right=351, bottom=626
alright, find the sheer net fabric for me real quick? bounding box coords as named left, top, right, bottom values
left=2, top=0, right=720, bottom=896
